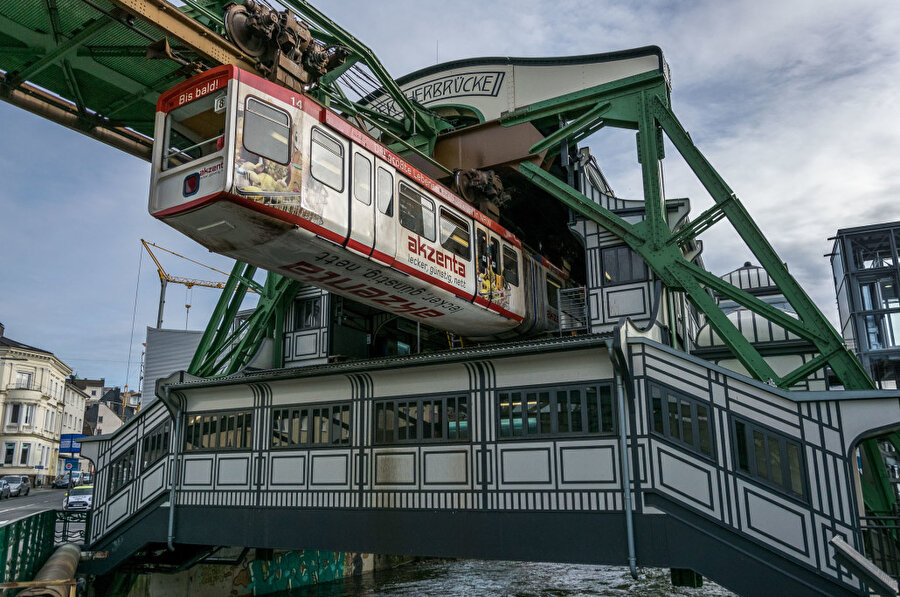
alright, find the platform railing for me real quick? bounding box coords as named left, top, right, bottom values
left=860, top=515, right=900, bottom=580
left=0, top=511, right=56, bottom=589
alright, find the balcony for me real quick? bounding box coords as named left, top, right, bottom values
left=5, top=382, right=43, bottom=402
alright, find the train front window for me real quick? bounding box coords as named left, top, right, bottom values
left=439, top=209, right=470, bottom=260
left=243, top=97, right=289, bottom=164
left=163, top=91, right=227, bottom=170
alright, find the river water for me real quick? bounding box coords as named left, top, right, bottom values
left=279, top=560, right=736, bottom=596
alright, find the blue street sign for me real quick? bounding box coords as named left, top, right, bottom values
left=64, top=458, right=78, bottom=471
left=60, top=434, right=86, bottom=453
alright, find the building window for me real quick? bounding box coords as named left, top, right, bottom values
left=438, top=208, right=471, bottom=260
left=310, top=128, right=344, bottom=191
left=141, top=422, right=171, bottom=472
left=3, top=443, right=14, bottom=465
left=271, top=403, right=351, bottom=448
left=23, top=405, right=35, bottom=426
left=14, top=371, right=33, bottom=389
left=294, top=297, right=321, bottom=330
left=498, top=383, right=615, bottom=438
left=107, top=447, right=136, bottom=496
left=353, top=153, right=372, bottom=205
left=374, top=395, right=469, bottom=444
left=8, top=404, right=20, bottom=425
left=184, top=410, right=253, bottom=451
left=649, top=382, right=714, bottom=458
left=19, top=443, right=30, bottom=466
left=732, top=417, right=806, bottom=500
left=601, top=245, right=648, bottom=285
left=243, top=97, right=290, bottom=164
left=398, top=183, right=436, bottom=241
left=849, top=232, right=894, bottom=270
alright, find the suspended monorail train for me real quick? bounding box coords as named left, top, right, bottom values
left=149, top=65, right=568, bottom=339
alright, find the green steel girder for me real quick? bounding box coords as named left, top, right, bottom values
left=188, top=263, right=300, bottom=378
left=4, top=15, right=115, bottom=89
left=279, top=0, right=450, bottom=146
left=514, top=71, right=874, bottom=392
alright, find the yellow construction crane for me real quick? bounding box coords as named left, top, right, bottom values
left=141, top=239, right=254, bottom=328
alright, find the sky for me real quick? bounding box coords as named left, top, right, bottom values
left=1, top=0, right=899, bottom=389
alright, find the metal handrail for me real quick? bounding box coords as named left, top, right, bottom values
left=860, top=515, right=900, bottom=580
left=0, top=510, right=56, bottom=587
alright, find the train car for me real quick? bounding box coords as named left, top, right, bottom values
left=149, top=65, right=567, bottom=340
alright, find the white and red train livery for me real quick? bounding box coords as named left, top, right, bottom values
left=149, top=65, right=565, bottom=339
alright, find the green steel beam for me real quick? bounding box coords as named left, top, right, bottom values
left=280, top=0, right=446, bottom=143
left=5, top=16, right=115, bottom=88
left=649, top=95, right=874, bottom=390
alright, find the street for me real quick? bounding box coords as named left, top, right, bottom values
left=0, top=487, right=64, bottom=524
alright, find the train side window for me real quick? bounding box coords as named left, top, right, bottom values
left=502, top=245, right=519, bottom=286
left=398, top=183, right=435, bottom=241
left=376, top=167, right=393, bottom=215
left=243, top=97, right=290, bottom=164
left=477, top=230, right=488, bottom=275
left=353, top=153, right=372, bottom=205
left=310, top=128, right=344, bottom=191
left=489, top=238, right=500, bottom=275
left=546, top=275, right=561, bottom=309
left=439, top=209, right=471, bottom=260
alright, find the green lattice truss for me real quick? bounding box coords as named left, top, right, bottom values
left=509, top=71, right=872, bottom=391
left=507, top=71, right=897, bottom=514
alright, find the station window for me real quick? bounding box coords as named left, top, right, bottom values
left=294, top=297, right=321, bottom=330
left=163, top=90, right=227, bottom=170
left=502, top=245, right=519, bottom=287
left=376, top=167, right=394, bottom=216
left=353, top=153, right=372, bottom=205
left=141, top=422, right=170, bottom=472
left=107, top=446, right=136, bottom=497
left=374, top=395, right=469, bottom=444
left=398, top=184, right=436, bottom=241
left=849, top=232, right=894, bottom=270
left=498, top=383, right=614, bottom=438
left=649, top=381, right=714, bottom=458
left=271, top=403, right=351, bottom=447
left=184, top=410, right=253, bottom=451
left=243, top=97, right=290, bottom=164
left=439, top=208, right=471, bottom=260
left=732, top=417, right=807, bottom=501
left=310, top=128, right=344, bottom=191
left=601, top=245, right=648, bottom=286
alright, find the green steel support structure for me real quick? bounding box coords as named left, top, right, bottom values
left=510, top=71, right=897, bottom=513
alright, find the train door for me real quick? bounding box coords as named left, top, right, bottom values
left=347, top=145, right=375, bottom=256
left=371, top=160, right=396, bottom=265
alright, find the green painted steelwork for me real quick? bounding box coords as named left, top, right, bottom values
left=512, top=71, right=873, bottom=392
left=188, top=262, right=301, bottom=378
left=511, top=69, right=897, bottom=515
left=0, top=510, right=56, bottom=587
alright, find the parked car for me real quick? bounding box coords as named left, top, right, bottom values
left=52, top=471, right=83, bottom=488
left=62, top=485, right=93, bottom=511
left=0, top=479, right=10, bottom=499
left=1, top=475, right=30, bottom=497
